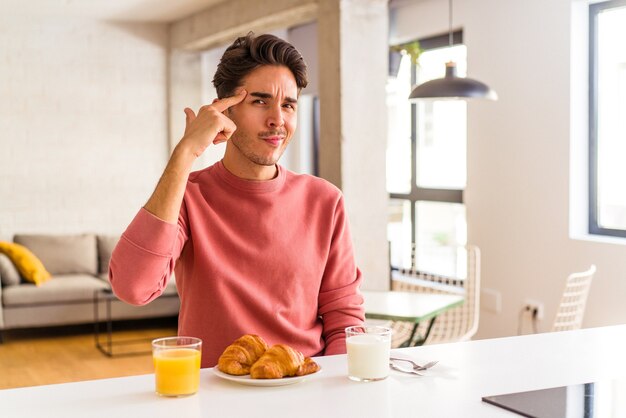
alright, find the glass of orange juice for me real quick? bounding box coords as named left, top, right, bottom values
left=152, top=336, right=202, bottom=397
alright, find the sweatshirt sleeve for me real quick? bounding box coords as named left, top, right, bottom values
left=109, top=205, right=189, bottom=306
left=318, top=195, right=365, bottom=355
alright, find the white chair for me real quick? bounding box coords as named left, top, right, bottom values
left=389, top=245, right=481, bottom=347
left=551, top=265, right=596, bottom=332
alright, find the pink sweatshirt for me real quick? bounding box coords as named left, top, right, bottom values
left=109, top=161, right=364, bottom=367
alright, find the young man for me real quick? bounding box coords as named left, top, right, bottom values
left=109, top=33, right=364, bottom=368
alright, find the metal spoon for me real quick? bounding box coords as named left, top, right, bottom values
left=389, top=362, right=423, bottom=376
left=390, top=357, right=439, bottom=371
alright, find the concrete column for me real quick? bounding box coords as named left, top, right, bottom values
left=318, top=0, right=390, bottom=290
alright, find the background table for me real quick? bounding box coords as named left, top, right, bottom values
left=362, top=290, right=464, bottom=346
left=3, top=325, right=626, bottom=417
left=93, top=288, right=178, bottom=357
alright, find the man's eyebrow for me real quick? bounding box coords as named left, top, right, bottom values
left=249, top=92, right=272, bottom=99
left=249, top=92, right=298, bottom=104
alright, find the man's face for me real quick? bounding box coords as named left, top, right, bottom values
left=226, top=65, right=298, bottom=167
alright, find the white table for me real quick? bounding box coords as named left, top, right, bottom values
left=2, top=325, right=626, bottom=417
left=362, top=290, right=464, bottom=346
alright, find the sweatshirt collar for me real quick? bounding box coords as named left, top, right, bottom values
left=214, top=160, right=286, bottom=193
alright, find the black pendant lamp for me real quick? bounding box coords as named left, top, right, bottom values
left=408, top=0, right=497, bottom=101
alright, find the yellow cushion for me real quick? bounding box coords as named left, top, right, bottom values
left=0, top=241, right=51, bottom=286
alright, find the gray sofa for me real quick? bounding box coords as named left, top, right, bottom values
left=0, top=233, right=179, bottom=342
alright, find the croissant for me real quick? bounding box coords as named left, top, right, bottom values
left=250, top=344, right=320, bottom=379
left=296, top=357, right=321, bottom=377
left=217, top=334, right=269, bottom=375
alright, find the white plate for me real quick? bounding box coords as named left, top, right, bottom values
left=212, top=367, right=322, bottom=387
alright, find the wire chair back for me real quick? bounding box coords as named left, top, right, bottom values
left=390, top=245, right=481, bottom=347
left=551, top=265, right=596, bottom=332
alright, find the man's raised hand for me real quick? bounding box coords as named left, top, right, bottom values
left=180, top=90, right=247, bottom=158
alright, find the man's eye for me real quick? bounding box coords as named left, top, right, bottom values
left=253, top=99, right=266, bottom=105
left=283, top=104, right=295, bottom=110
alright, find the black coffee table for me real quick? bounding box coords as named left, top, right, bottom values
left=93, top=288, right=177, bottom=357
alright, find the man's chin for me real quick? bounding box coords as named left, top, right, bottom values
left=249, top=150, right=285, bottom=167
left=230, top=140, right=282, bottom=167
left=248, top=155, right=280, bottom=167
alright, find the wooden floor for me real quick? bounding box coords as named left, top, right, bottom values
left=0, top=318, right=177, bottom=390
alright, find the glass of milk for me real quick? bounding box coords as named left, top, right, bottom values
left=345, top=325, right=392, bottom=382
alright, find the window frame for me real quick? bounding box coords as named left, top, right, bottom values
left=588, top=0, right=626, bottom=238
left=389, top=30, right=465, bottom=268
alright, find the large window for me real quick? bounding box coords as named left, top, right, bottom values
left=589, top=0, right=626, bottom=237
left=387, top=32, right=467, bottom=278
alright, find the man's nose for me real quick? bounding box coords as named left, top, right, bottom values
left=267, top=105, right=285, bottom=128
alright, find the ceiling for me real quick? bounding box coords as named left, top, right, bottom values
left=0, top=0, right=230, bottom=22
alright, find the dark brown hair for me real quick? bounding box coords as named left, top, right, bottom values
left=212, top=33, right=308, bottom=98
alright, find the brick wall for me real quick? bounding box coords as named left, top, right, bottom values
left=0, top=16, right=169, bottom=240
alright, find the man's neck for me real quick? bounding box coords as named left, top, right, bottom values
left=222, top=145, right=278, bottom=181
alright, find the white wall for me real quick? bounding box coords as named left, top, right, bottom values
left=0, top=15, right=169, bottom=239
left=282, top=22, right=318, bottom=175
left=288, top=22, right=319, bottom=97
left=393, top=0, right=626, bottom=338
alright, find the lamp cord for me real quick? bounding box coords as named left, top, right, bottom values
left=448, top=0, right=453, bottom=47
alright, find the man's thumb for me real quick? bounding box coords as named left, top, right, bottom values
left=184, top=108, right=196, bottom=122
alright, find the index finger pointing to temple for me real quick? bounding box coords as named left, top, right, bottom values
left=211, top=90, right=247, bottom=112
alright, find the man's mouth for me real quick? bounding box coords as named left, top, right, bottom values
left=260, top=136, right=284, bottom=147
